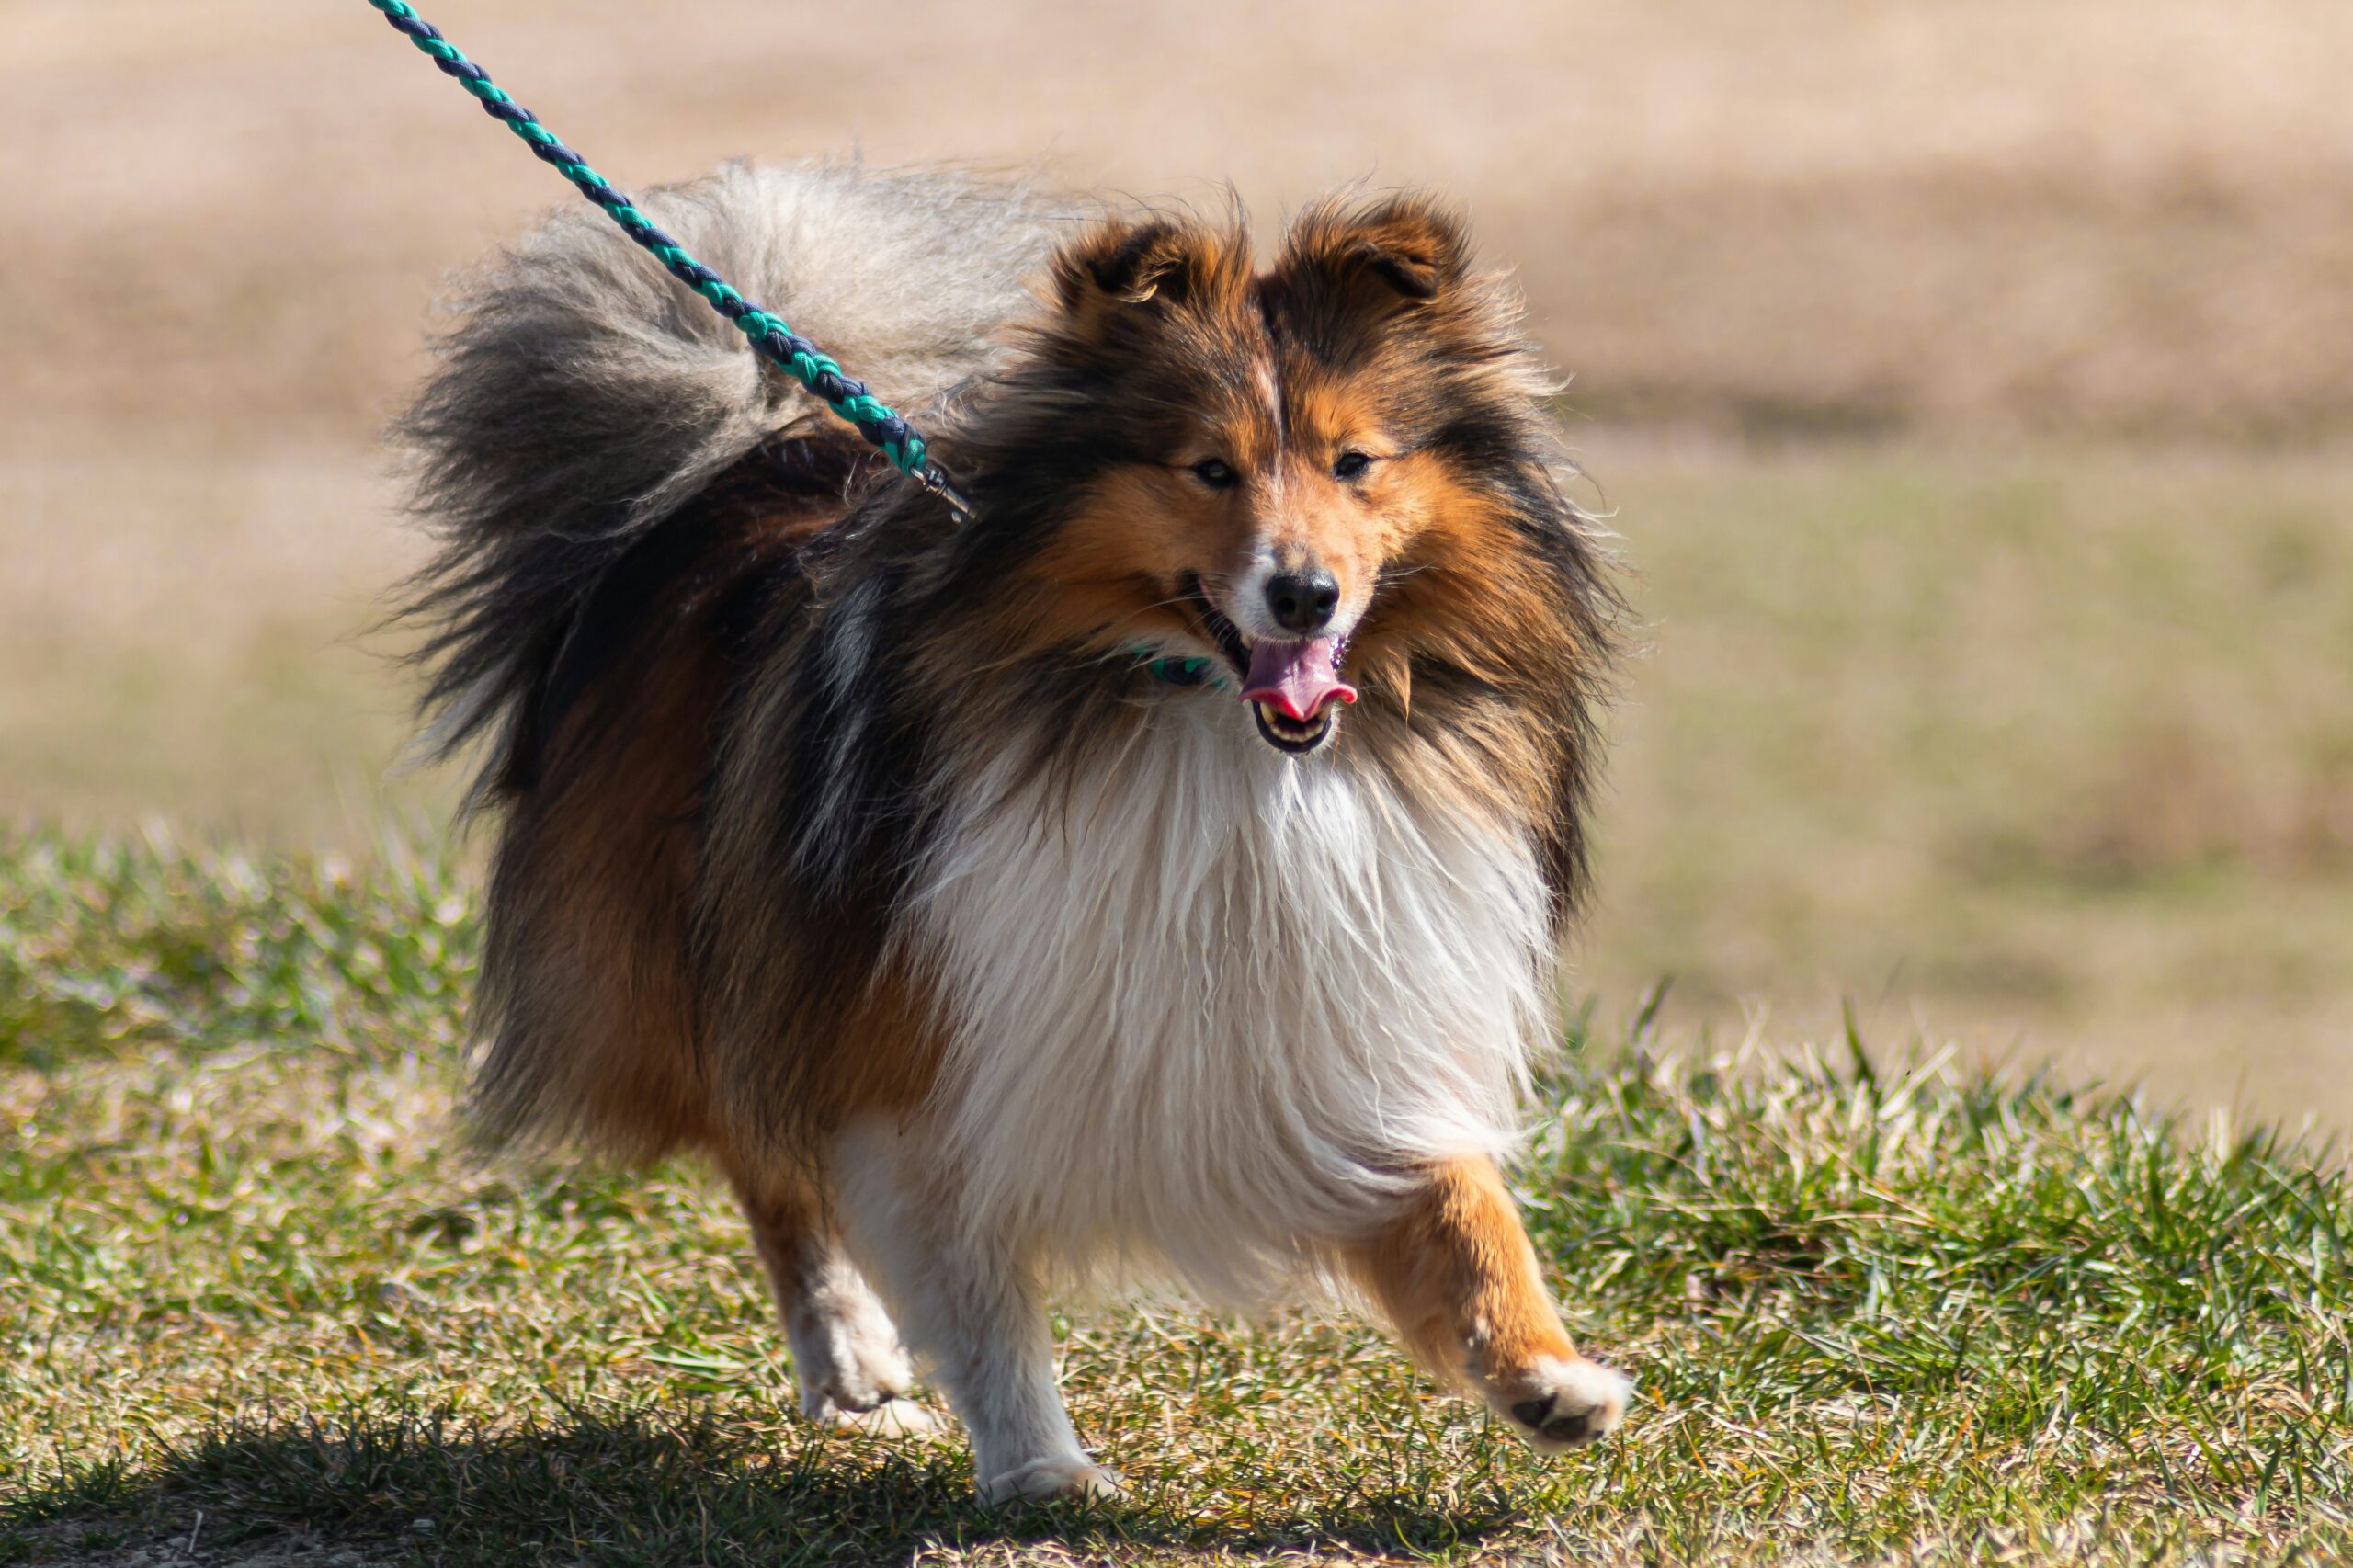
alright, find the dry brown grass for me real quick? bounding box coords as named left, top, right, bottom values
left=0, top=453, right=428, bottom=844
left=1574, top=443, right=2353, bottom=1137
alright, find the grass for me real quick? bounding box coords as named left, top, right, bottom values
left=4, top=829, right=2349, bottom=1565
left=0, top=453, right=432, bottom=846
left=1577, top=445, right=2353, bottom=1134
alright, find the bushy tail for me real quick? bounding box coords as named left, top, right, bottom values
left=395, top=159, right=1069, bottom=799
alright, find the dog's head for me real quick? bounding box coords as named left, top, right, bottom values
left=960, top=195, right=1606, bottom=765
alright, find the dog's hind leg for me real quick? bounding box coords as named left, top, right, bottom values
left=728, top=1165, right=937, bottom=1436
left=829, top=1118, right=1121, bottom=1504
left=1347, top=1156, right=1631, bottom=1452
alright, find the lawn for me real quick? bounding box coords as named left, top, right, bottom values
left=4, top=833, right=2347, bottom=1566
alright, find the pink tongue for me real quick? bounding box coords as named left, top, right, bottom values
left=1240, top=637, right=1358, bottom=722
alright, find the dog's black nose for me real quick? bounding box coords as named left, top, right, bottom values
left=1265, top=570, right=1340, bottom=633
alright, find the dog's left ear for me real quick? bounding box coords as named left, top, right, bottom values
left=1278, top=195, right=1473, bottom=309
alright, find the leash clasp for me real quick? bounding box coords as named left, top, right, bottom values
left=912, top=462, right=978, bottom=527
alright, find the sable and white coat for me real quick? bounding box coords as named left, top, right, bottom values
left=399, top=158, right=1629, bottom=1501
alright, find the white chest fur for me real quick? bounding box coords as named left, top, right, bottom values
left=907, top=706, right=1554, bottom=1302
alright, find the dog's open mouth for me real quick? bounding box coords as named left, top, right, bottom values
left=1242, top=637, right=1356, bottom=753
left=1249, top=699, right=1337, bottom=753
left=1179, top=575, right=1356, bottom=755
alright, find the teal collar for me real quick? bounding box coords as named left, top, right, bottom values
left=1139, top=653, right=1222, bottom=689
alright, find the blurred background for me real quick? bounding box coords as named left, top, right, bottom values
left=4, top=1, right=2347, bottom=1128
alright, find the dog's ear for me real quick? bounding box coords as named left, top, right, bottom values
left=1060, top=218, right=1199, bottom=305
left=1277, top=195, right=1473, bottom=311
left=1048, top=216, right=1242, bottom=340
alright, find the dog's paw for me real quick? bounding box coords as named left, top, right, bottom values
left=980, top=1452, right=1126, bottom=1505
left=1488, top=1355, right=1631, bottom=1452
left=790, top=1283, right=919, bottom=1421
left=825, top=1396, right=944, bottom=1439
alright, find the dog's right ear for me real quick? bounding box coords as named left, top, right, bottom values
left=1047, top=216, right=1243, bottom=338
left=1057, top=218, right=1199, bottom=306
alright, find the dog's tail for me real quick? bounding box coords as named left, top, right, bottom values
left=395, top=160, right=1067, bottom=802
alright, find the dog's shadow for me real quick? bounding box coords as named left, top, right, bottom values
left=10, top=1408, right=1521, bottom=1564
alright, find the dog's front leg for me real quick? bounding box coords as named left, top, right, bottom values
left=722, top=1163, right=935, bottom=1436
left=1347, top=1155, right=1631, bottom=1450
left=830, top=1117, right=1121, bottom=1504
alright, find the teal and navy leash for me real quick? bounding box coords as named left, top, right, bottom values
left=362, top=0, right=975, bottom=524
left=369, top=1, right=1213, bottom=687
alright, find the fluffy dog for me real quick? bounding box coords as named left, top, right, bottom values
left=399, top=160, right=1628, bottom=1501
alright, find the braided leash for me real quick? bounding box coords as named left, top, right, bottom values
left=364, top=0, right=974, bottom=523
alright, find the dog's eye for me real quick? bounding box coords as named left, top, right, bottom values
left=1189, top=458, right=1240, bottom=490
left=1333, top=450, right=1373, bottom=481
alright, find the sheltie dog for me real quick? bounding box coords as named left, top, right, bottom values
left=398, top=160, right=1628, bottom=1501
